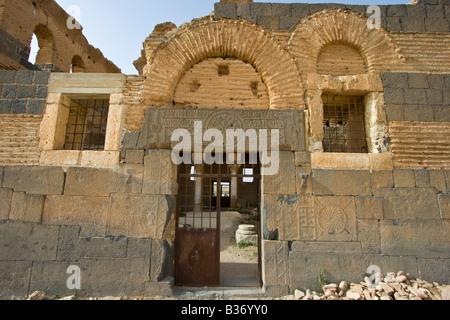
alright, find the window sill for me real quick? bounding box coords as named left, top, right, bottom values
left=40, top=150, right=119, bottom=167
left=311, top=152, right=393, bottom=171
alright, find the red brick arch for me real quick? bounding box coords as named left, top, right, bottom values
left=143, top=19, right=305, bottom=109
left=288, top=9, right=404, bottom=75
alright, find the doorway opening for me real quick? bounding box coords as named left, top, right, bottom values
left=174, top=155, right=261, bottom=288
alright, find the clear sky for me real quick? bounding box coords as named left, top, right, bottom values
left=41, top=0, right=410, bottom=74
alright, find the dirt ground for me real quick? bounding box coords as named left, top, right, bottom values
left=219, top=211, right=260, bottom=287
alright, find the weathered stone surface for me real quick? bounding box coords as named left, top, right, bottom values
left=137, top=108, right=306, bottom=151
left=291, top=241, right=361, bottom=254
left=43, top=195, right=109, bottom=237
left=380, top=220, right=450, bottom=258
left=264, top=241, right=290, bottom=287
left=0, top=261, right=32, bottom=299
left=263, top=152, right=296, bottom=195
left=439, top=194, right=450, bottom=219
left=143, top=150, right=178, bottom=195
left=312, top=170, right=372, bottom=196
left=314, top=196, right=357, bottom=241
left=3, top=166, right=64, bottom=195
left=151, top=239, right=173, bottom=283
left=393, top=169, right=416, bottom=188
left=414, top=170, right=430, bottom=187
left=358, top=219, right=381, bottom=254
left=0, top=220, right=58, bottom=261
left=64, top=167, right=117, bottom=197
left=108, top=194, right=174, bottom=239
left=417, top=259, right=450, bottom=286
left=116, top=163, right=143, bottom=194
left=429, top=170, right=447, bottom=193
left=125, top=149, right=144, bottom=164
left=263, top=195, right=316, bottom=241
left=356, top=196, right=384, bottom=219
left=381, top=188, right=440, bottom=220
left=144, top=279, right=174, bottom=297
left=9, top=192, right=44, bottom=223
left=0, top=188, right=13, bottom=220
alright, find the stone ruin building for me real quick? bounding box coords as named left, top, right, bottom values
left=0, top=0, right=449, bottom=298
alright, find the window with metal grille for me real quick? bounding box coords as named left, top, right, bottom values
left=322, top=95, right=368, bottom=153
left=64, top=99, right=109, bottom=151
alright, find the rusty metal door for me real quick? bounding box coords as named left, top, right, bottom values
left=175, top=164, right=221, bottom=286
left=174, top=160, right=262, bottom=287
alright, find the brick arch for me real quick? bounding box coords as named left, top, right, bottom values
left=288, top=9, right=405, bottom=75
left=33, top=24, right=56, bottom=65
left=143, top=19, right=305, bottom=109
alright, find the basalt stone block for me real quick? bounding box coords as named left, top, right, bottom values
left=77, top=258, right=149, bottom=297
left=381, top=72, right=409, bottom=89
left=312, top=169, right=372, bottom=196
left=0, top=220, right=58, bottom=261
left=0, top=261, right=32, bottom=299
left=381, top=187, right=440, bottom=220
left=29, top=261, right=76, bottom=297
left=3, top=166, right=65, bottom=195
left=380, top=220, right=450, bottom=258
left=417, top=258, right=450, bottom=285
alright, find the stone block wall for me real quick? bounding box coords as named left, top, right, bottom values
left=215, top=2, right=450, bottom=32
left=0, top=152, right=177, bottom=299
left=261, top=152, right=450, bottom=292
left=382, top=72, right=450, bottom=169
left=0, top=70, right=50, bottom=165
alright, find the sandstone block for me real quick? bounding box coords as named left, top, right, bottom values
left=393, top=169, right=415, bottom=188
left=372, top=171, right=394, bottom=196
left=357, top=219, right=381, bottom=254
left=312, top=169, right=372, bottom=196
left=142, top=150, right=177, bottom=195
left=262, top=151, right=296, bottom=195
left=64, top=167, right=117, bottom=196
left=439, top=194, right=450, bottom=219
left=290, top=241, right=361, bottom=254
left=43, top=195, right=109, bottom=237
left=356, top=196, right=384, bottom=220
left=116, top=163, right=143, bottom=194
left=380, top=220, right=450, bottom=258
left=381, top=188, right=440, bottom=220
left=0, top=188, right=13, bottom=220
left=264, top=241, right=290, bottom=287
left=429, top=170, right=447, bottom=193
left=9, top=192, right=44, bottom=223
left=3, top=166, right=65, bottom=195
left=108, top=194, right=174, bottom=239
left=414, top=170, right=430, bottom=187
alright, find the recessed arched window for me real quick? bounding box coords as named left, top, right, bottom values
left=31, top=24, right=56, bottom=65
left=317, top=42, right=367, bottom=76
left=71, top=55, right=85, bottom=73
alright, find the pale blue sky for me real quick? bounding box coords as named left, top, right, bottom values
left=38, top=1, right=410, bottom=74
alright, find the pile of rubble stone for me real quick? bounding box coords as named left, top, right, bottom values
left=287, top=271, right=450, bottom=300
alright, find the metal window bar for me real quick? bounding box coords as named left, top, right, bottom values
left=64, top=99, right=110, bottom=151
left=322, top=95, right=368, bottom=153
